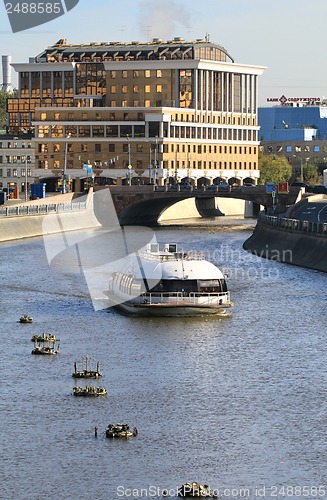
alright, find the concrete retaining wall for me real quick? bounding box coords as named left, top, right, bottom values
left=158, top=197, right=247, bottom=221
left=243, top=220, right=327, bottom=273
left=0, top=191, right=101, bottom=243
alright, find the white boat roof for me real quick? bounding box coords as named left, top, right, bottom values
left=120, top=252, right=225, bottom=280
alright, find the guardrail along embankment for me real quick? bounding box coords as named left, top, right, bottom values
left=0, top=190, right=101, bottom=242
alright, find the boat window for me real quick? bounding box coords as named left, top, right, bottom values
left=131, top=279, right=144, bottom=295
left=150, top=280, right=198, bottom=293
left=199, top=279, right=227, bottom=292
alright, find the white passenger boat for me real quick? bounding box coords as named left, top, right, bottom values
left=107, top=243, right=233, bottom=317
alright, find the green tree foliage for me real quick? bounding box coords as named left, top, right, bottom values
left=0, top=90, right=17, bottom=130
left=302, top=161, right=321, bottom=185
left=258, top=153, right=292, bottom=184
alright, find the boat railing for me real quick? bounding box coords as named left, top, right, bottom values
left=136, top=291, right=230, bottom=305
left=139, top=251, right=205, bottom=262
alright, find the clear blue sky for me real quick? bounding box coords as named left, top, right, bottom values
left=0, top=0, right=326, bottom=106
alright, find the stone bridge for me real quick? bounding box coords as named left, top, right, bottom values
left=94, top=185, right=301, bottom=226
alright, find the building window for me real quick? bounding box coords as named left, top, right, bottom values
left=156, top=84, right=162, bottom=93
left=106, top=125, right=118, bottom=137
left=110, top=71, right=116, bottom=78
left=110, top=85, right=116, bottom=93
left=38, top=144, right=48, bottom=153
left=92, top=125, right=104, bottom=137
left=95, top=144, right=101, bottom=153
left=109, top=144, right=115, bottom=152
left=122, top=70, right=128, bottom=78
left=122, top=101, right=128, bottom=107
left=133, top=100, right=139, bottom=107
left=133, top=85, right=139, bottom=93
left=79, top=126, right=91, bottom=137
left=145, top=85, right=151, bottom=93
left=286, top=146, right=292, bottom=153
left=110, top=100, right=117, bottom=107
left=54, top=113, right=60, bottom=120
left=81, top=144, right=88, bottom=152
left=13, top=169, right=18, bottom=177
left=156, top=70, right=162, bottom=77
left=137, top=144, right=143, bottom=153
left=133, top=70, right=139, bottom=78
left=313, top=146, right=320, bottom=152
left=122, top=85, right=128, bottom=93
left=145, top=70, right=150, bottom=78
left=41, top=113, right=47, bottom=121
left=145, top=100, right=151, bottom=107
left=109, top=112, right=115, bottom=120
left=82, top=113, right=88, bottom=119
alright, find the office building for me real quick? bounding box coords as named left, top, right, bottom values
left=259, top=98, right=327, bottom=169
left=8, top=37, right=265, bottom=189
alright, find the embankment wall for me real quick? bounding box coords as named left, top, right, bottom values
left=243, top=217, right=327, bottom=273
left=0, top=192, right=101, bottom=243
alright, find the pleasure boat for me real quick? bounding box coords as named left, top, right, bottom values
left=107, top=243, right=233, bottom=317
left=19, top=314, right=33, bottom=324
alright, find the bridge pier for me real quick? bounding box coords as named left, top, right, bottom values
left=195, top=197, right=225, bottom=217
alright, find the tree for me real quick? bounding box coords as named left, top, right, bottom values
left=258, top=153, right=292, bottom=184
left=302, top=161, right=321, bottom=185
left=0, top=89, right=17, bottom=130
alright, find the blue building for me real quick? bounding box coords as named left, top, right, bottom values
left=258, top=102, right=327, bottom=168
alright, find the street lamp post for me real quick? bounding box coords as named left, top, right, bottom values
left=153, top=136, right=158, bottom=186
left=148, top=145, right=152, bottom=183
left=126, top=135, right=132, bottom=185
left=293, top=155, right=303, bottom=182
left=187, top=162, right=190, bottom=182
left=25, top=155, right=28, bottom=202
left=63, top=133, right=71, bottom=194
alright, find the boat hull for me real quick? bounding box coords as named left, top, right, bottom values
left=111, top=299, right=232, bottom=318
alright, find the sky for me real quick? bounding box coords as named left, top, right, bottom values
left=0, top=0, right=326, bottom=106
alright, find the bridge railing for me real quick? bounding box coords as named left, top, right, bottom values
left=259, top=212, right=327, bottom=237
left=0, top=200, right=87, bottom=218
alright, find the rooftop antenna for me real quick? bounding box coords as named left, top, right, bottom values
left=143, top=25, right=152, bottom=40
left=205, top=32, right=210, bottom=42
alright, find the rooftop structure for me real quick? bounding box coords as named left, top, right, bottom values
left=34, top=37, right=234, bottom=64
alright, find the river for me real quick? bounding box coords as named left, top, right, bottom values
left=1, top=219, right=326, bottom=500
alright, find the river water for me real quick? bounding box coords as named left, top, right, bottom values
left=1, top=219, right=326, bottom=500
